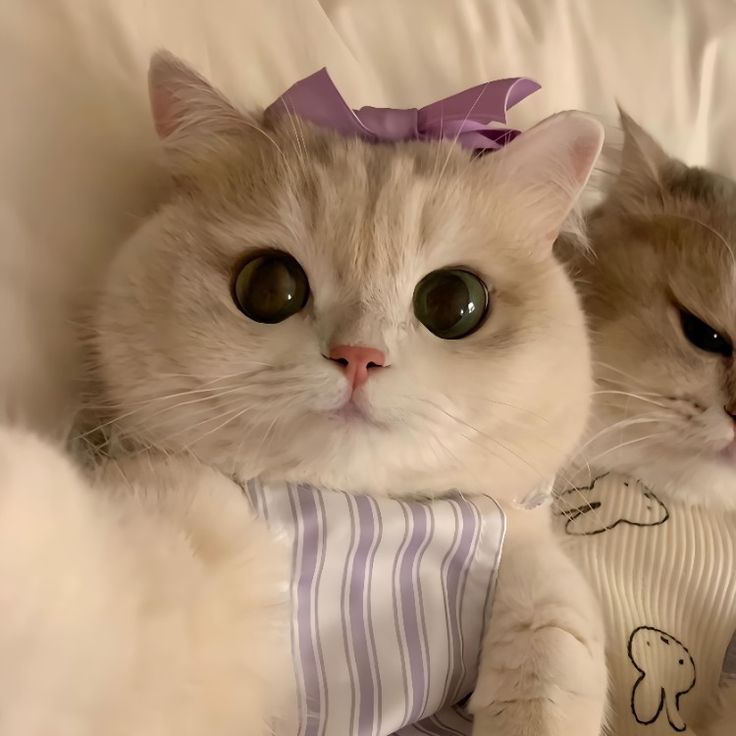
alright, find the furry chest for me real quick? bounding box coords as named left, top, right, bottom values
left=243, top=480, right=506, bottom=736
left=555, top=472, right=736, bottom=735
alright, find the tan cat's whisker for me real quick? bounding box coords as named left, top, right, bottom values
left=582, top=432, right=670, bottom=467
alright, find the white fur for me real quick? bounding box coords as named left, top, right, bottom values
left=471, top=504, right=608, bottom=736
left=0, top=53, right=607, bottom=735
left=0, top=427, right=289, bottom=735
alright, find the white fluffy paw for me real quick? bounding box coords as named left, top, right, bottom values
left=471, top=506, right=608, bottom=736
left=471, top=691, right=604, bottom=736
left=0, top=427, right=133, bottom=735
left=0, top=425, right=109, bottom=586
left=470, top=623, right=607, bottom=736
left=0, top=434, right=291, bottom=735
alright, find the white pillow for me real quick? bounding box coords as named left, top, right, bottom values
left=2, top=0, right=735, bottom=432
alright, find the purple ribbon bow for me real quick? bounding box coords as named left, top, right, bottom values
left=265, top=68, right=540, bottom=152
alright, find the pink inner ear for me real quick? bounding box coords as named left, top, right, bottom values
left=569, top=136, right=602, bottom=183
left=149, top=83, right=182, bottom=139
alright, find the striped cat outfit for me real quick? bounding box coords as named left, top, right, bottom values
left=243, top=480, right=506, bottom=736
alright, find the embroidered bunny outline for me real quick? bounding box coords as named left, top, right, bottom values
left=556, top=473, right=669, bottom=536
left=627, top=626, right=696, bottom=732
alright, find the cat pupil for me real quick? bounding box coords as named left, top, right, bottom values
left=679, top=308, right=733, bottom=357
left=413, top=269, right=490, bottom=340
left=252, top=262, right=294, bottom=307
left=233, top=252, right=309, bottom=324
left=425, top=275, right=470, bottom=331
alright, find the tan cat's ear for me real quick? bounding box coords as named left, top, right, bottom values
left=615, top=106, right=671, bottom=201
left=487, top=111, right=604, bottom=246
left=148, top=51, right=253, bottom=150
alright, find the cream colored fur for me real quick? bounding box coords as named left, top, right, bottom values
left=0, top=427, right=288, bottom=736
left=562, top=111, right=736, bottom=511
left=560, top=111, right=736, bottom=735
left=470, top=504, right=607, bottom=735
left=0, top=53, right=606, bottom=735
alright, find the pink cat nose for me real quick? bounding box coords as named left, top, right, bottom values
left=328, top=345, right=386, bottom=391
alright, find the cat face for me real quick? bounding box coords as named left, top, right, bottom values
left=567, top=111, right=736, bottom=507
left=90, top=53, right=601, bottom=498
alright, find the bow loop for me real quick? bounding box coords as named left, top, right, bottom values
left=356, top=106, right=419, bottom=142
left=265, top=68, right=539, bottom=153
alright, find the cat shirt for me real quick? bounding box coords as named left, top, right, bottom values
left=555, top=472, right=736, bottom=735
left=242, top=480, right=506, bottom=736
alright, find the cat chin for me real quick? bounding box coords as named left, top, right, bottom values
left=255, top=458, right=543, bottom=502
left=113, top=377, right=584, bottom=502
left=595, top=448, right=736, bottom=511
left=192, top=420, right=554, bottom=502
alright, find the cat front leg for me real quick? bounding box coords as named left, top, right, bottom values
left=94, top=453, right=293, bottom=735
left=0, top=426, right=134, bottom=735
left=469, top=504, right=608, bottom=736
left=0, top=429, right=291, bottom=735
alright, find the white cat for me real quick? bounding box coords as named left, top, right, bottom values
left=0, top=53, right=606, bottom=735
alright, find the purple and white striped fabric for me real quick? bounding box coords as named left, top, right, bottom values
left=243, top=480, right=506, bottom=736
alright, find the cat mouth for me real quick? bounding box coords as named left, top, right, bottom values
left=335, top=402, right=369, bottom=421
left=330, top=399, right=387, bottom=428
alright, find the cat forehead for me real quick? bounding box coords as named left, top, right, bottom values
left=194, top=123, right=516, bottom=272
left=236, top=118, right=513, bottom=221
left=589, top=206, right=736, bottom=331
left=266, top=116, right=470, bottom=178
left=665, top=221, right=736, bottom=326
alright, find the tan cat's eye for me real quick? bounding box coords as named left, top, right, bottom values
left=678, top=308, right=732, bottom=358
left=233, top=252, right=310, bottom=324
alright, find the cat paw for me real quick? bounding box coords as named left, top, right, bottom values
left=0, top=424, right=77, bottom=489
left=471, top=694, right=604, bottom=736
left=0, top=428, right=134, bottom=733
left=472, top=511, right=608, bottom=736
left=96, top=452, right=262, bottom=562
left=0, top=425, right=99, bottom=553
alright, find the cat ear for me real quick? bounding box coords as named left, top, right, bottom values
left=614, top=107, right=671, bottom=202
left=148, top=51, right=253, bottom=151
left=487, top=111, right=604, bottom=245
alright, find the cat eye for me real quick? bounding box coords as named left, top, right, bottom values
left=679, top=308, right=732, bottom=358
left=413, top=269, right=490, bottom=339
left=233, top=252, right=309, bottom=323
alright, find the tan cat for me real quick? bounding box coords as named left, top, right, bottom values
left=557, top=111, right=736, bottom=736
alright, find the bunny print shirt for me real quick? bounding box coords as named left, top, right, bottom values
left=242, top=479, right=506, bottom=736
left=555, top=472, right=736, bottom=735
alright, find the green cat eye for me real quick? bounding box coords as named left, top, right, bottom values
left=413, top=269, right=490, bottom=339
left=233, top=252, right=309, bottom=324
